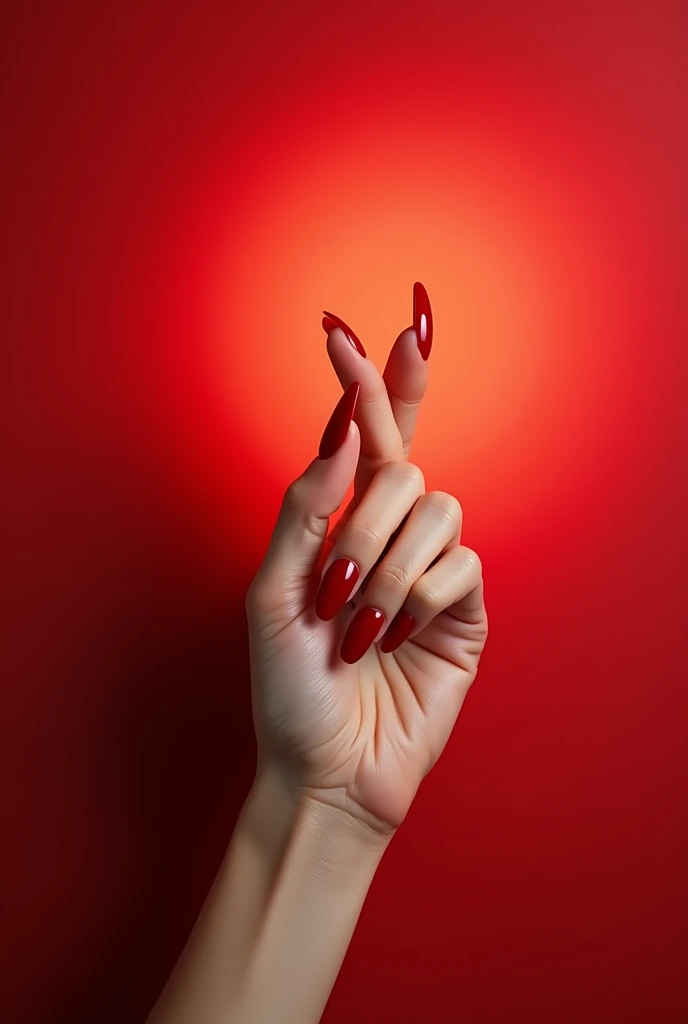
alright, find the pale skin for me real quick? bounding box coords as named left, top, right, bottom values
left=146, top=311, right=489, bottom=1023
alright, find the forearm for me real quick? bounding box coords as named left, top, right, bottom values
left=146, top=766, right=392, bottom=1024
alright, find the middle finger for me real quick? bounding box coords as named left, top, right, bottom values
left=314, top=460, right=426, bottom=622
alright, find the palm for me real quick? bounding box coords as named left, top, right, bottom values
left=247, top=571, right=486, bottom=833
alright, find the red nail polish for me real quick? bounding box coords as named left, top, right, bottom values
left=413, top=282, right=433, bottom=360
left=318, top=381, right=360, bottom=460
left=315, top=558, right=360, bottom=620
left=322, top=311, right=367, bottom=358
left=340, top=606, right=385, bottom=664
left=380, top=610, right=416, bottom=653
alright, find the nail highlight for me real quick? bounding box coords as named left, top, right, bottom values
left=413, top=282, right=433, bottom=360
left=315, top=558, right=360, bottom=621
left=322, top=311, right=367, bottom=358
left=380, top=610, right=416, bottom=653
left=318, top=381, right=360, bottom=460
left=340, top=606, right=385, bottom=664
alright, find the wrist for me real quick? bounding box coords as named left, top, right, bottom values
left=248, top=761, right=395, bottom=862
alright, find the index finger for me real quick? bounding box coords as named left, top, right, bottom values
left=321, top=284, right=432, bottom=548
left=323, top=314, right=404, bottom=465
left=321, top=318, right=402, bottom=550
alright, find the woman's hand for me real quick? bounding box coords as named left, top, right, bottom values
left=246, top=287, right=488, bottom=839
left=146, top=288, right=485, bottom=1024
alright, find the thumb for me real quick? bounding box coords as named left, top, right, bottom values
left=248, top=381, right=361, bottom=614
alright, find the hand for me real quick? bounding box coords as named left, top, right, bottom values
left=246, top=286, right=488, bottom=838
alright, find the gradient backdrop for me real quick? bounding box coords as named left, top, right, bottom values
left=2, top=2, right=687, bottom=1022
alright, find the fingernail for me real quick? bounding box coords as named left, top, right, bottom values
left=380, top=610, right=416, bottom=653
left=340, top=606, right=385, bottom=664
left=318, top=381, right=360, bottom=460
left=315, top=558, right=360, bottom=620
left=413, top=282, right=433, bottom=360
left=322, top=311, right=367, bottom=358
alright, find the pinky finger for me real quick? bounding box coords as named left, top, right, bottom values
left=379, top=545, right=485, bottom=654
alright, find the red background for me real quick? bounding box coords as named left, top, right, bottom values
left=2, top=2, right=687, bottom=1021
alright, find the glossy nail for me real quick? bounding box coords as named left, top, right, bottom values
left=413, top=281, right=433, bottom=360
left=319, top=381, right=360, bottom=460
left=380, top=610, right=416, bottom=653
left=322, top=311, right=367, bottom=357
left=315, top=558, right=360, bottom=621
left=340, top=606, right=385, bottom=664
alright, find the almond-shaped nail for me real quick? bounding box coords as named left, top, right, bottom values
left=318, top=381, right=360, bottom=459
left=322, top=311, right=367, bottom=357
left=315, top=558, right=360, bottom=620
left=413, top=282, right=433, bottom=360
left=380, top=610, right=416, bottom=653
left=340, top=606, right=385, bottom=664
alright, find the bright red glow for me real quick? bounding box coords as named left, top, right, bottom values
left=199, top=73, right=660, bottom=546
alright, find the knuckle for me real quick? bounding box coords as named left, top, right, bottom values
left=379, top=460, right=425, bottom=493
left=377, top=561, right=411, bottom=592
left=282, top=477, right=307, bottom=513
left=462, top=546, right=483, bottom=578
left=283, top=477, right=335, bottom=536
left=413, top=578, right=444, bottom=613
left=350, top=518, right=382, bottom=547
left=424, top=491, right=462, bottom=527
